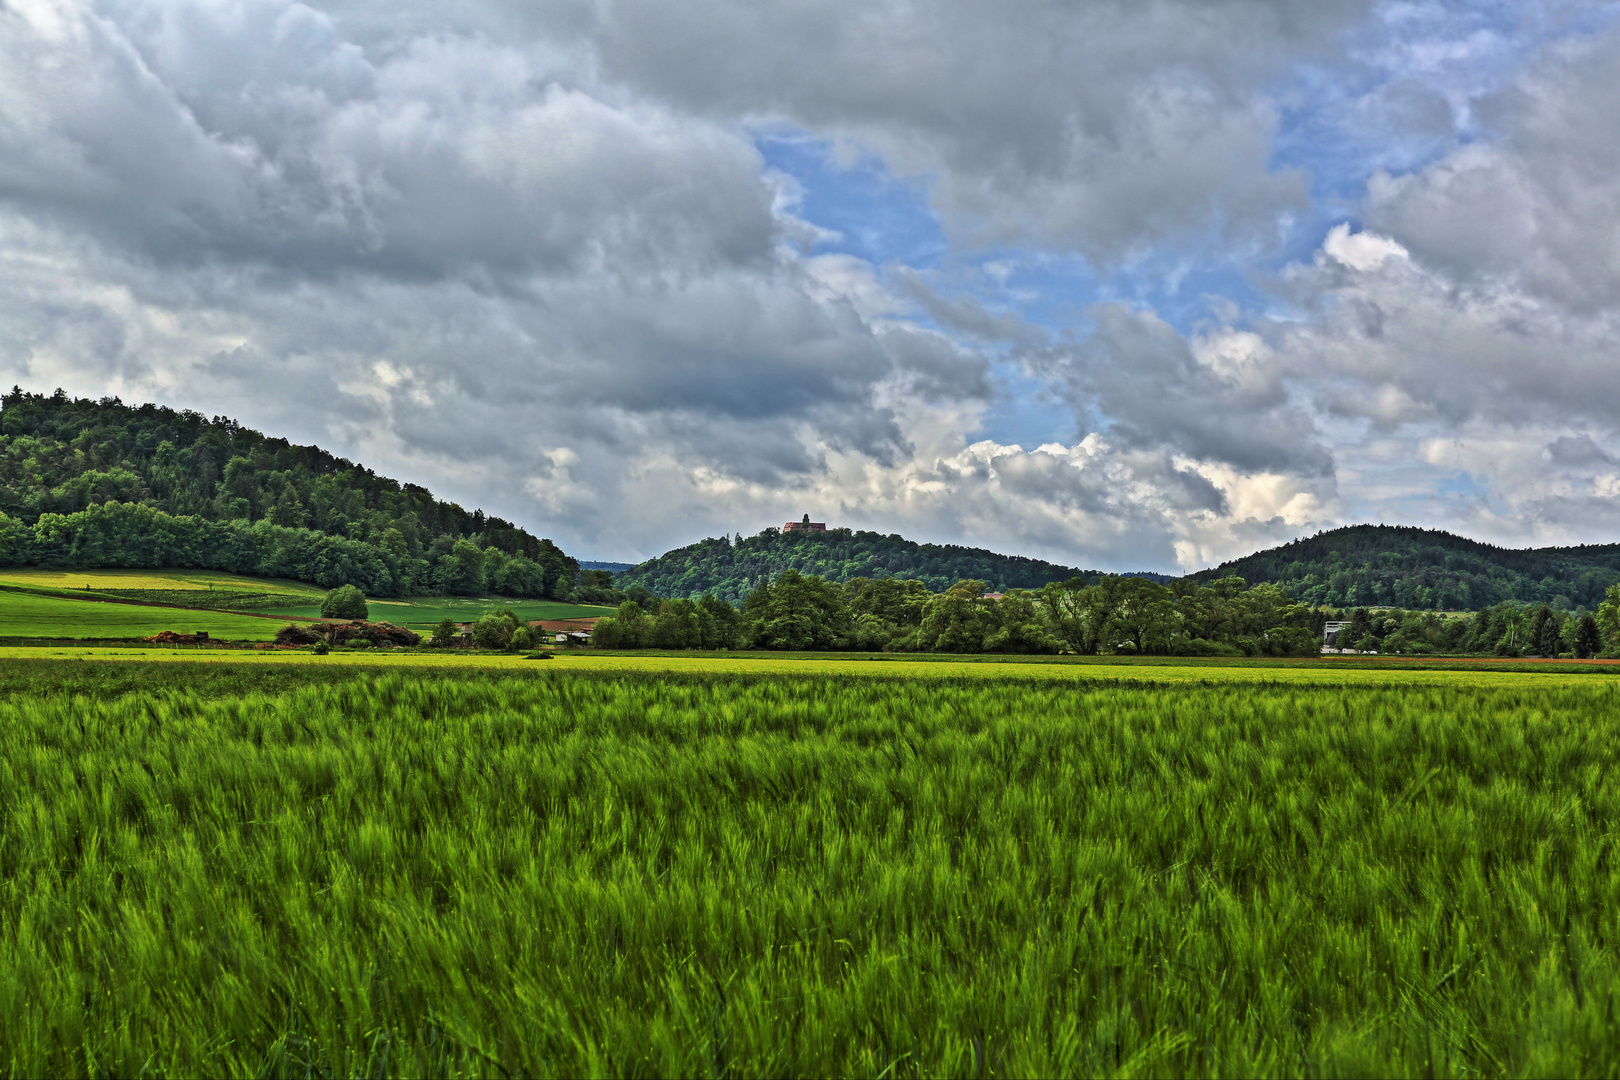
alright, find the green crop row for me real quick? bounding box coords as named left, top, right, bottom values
left=0, top=591, right=284, bottom=641
left=1, top=664, right=1616, bottom=1077
left=88, top=588, right=316, bottom=609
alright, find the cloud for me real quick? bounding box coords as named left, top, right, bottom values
left=8, top=0, right=1341, bottom=571
left=0, top=0, right=945, bottom=475
left=583, top=0, right=1372, bottom=261
left=1242, top=212, right=1620, bottom=545
left=1270, top=225, right=1620, bottom=434
left=1036, top=303, right=1332, bottom=477
left=1364, top=22, right=1620, bottom=312
left=1547, top=434, right=1616, bottom=468
left=0, top=0, right=781, bottom=280
left=1321, top=223, right=1407, bottom=272
left=6, top=0, right=1620, bottom=573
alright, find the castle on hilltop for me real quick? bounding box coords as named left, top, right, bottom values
left=783, top=513, right=826, bottom=533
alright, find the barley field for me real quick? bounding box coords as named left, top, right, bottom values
left=1, top=659, right=1616, bottom=1077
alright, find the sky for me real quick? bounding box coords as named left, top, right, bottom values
left=4, top=0, right=1620, bottom=571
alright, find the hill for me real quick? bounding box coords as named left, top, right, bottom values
left=0, top=388, right=576, bottom=598
left=1191, top=524, right=1620, bottom=610
left=615, top=526, right=1169, bottom=603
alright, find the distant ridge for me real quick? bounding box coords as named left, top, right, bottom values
left=1192, top=523, right=1620, bottom=609
left=616, top=525, right=1169, bottom=603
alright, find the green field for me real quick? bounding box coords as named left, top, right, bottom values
left=1, top=656, right=1616, bottom=1077
left=0, top=570, right=613, bottom=640
left=0, top=567, right=326, bottom=595
left=0, top=591, right=284, bottom=641
left=0, top=567, right=324, bottom=609
left=255, top=595, right=616, bottom=625
left=12, top=646, right=1620, bottom=685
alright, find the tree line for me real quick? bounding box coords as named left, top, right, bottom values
left=0, top=501, right=569, bottom=598
left=0, top=389, right=576, bottom=597
left=1326, top=596, right=1620, bottom=658
left=591, top=570, right=1320, bottom=655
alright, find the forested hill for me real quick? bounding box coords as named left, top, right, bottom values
left=616, top=527, right=1161, bottom=603
left=0, top=388, right=576, bottom=598
left=1190, top=524, right=1620, bottom=610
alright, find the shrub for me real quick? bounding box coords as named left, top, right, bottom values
left=589, top=617, right=622, bottom=649
left=321, top=585, right=368, bottom=620
left=274, top=623, right=322, bottom=646
left=429, top=618, right=458, bottom=648
left=471, top=610, right=519, bottom=650
left=324, top=621, right=422, bottom=648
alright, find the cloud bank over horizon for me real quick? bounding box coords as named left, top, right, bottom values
left=3, top=0, right=1619, bottom=570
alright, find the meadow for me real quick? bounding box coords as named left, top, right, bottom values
left=12, top=644, right=1620, bottom=686
left=1, top=657, right=1616, bottom=1077
left=0, top=566, right=613, bottom=643
left=0, top=567, right=324, bottom=609
left=255, top=595, right=616, bottom=627
left=0, top=567, right=327, bottom=594
left=0, top=591, right=284, bottom=641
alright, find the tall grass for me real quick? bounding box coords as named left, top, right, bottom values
left=1, top=665, right=1616, bottom=1077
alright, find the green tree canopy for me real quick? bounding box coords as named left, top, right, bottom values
left=320, top=584, right=368, bottom=620
left=0, top=389, right=576, bottom=599
left=1192, top=523, right=1620, bottom=609
left=614, top=527, right=1141, bottom=604
left=471, top=609, right=522, bottom=650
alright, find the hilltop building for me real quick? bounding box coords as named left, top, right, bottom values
left=784, top=513, right=826, bottom=533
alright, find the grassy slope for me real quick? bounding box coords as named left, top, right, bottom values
left=257, top=597, right=616, bottom=624
left=0, top=592, right=285, bottom=640
left=0, top=567, right=326, bottom=595
left=0, top=566, right=614, bottom=638
left=0, top=566, right=322, bottom=614
left=0, top=660, right=1615, bottom=1075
